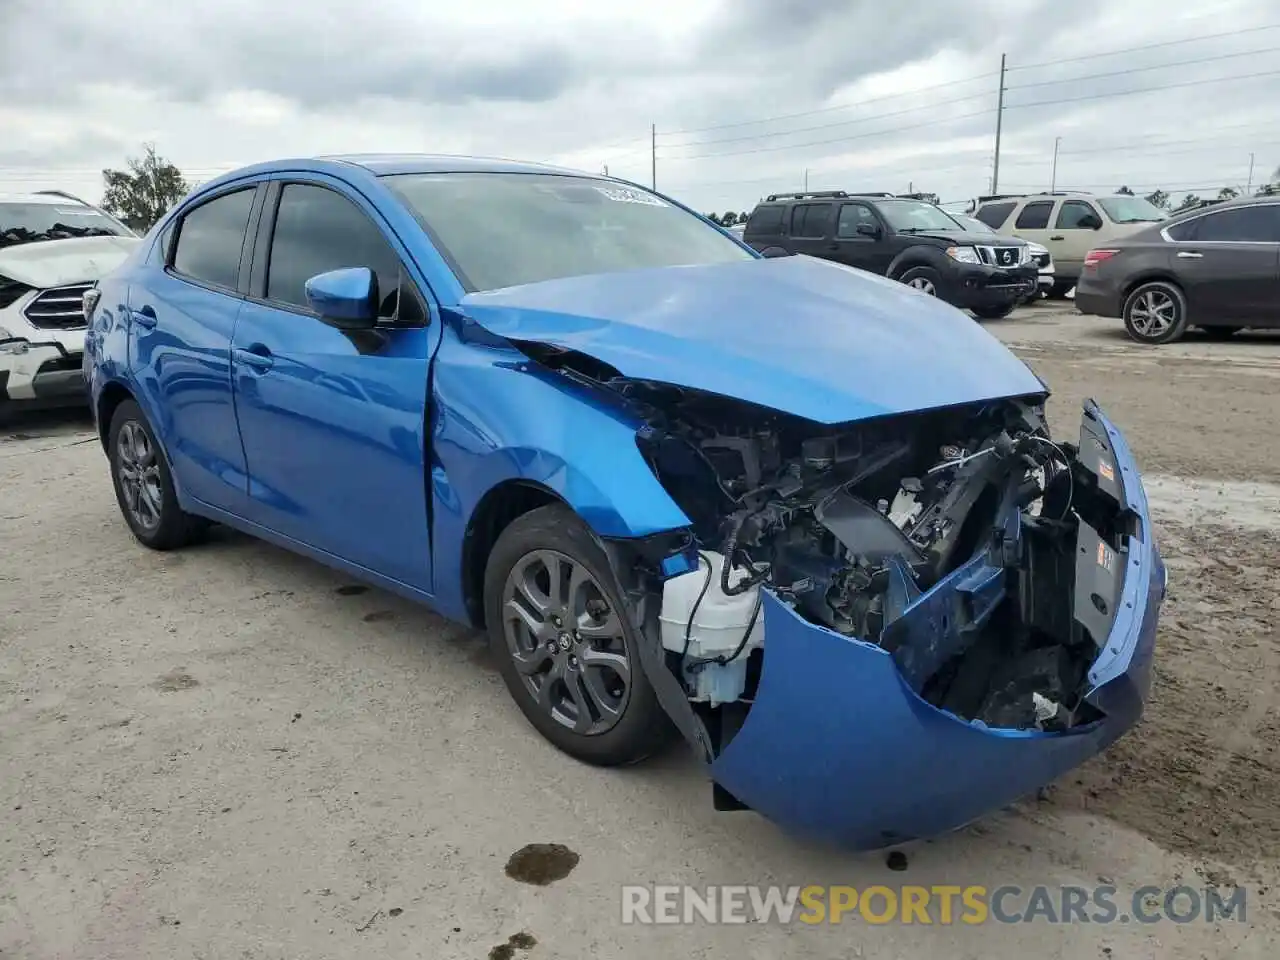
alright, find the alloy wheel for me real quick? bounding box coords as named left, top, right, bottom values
left=501, top=549, right=632, bottom=735
left=907, top=276, right=937, bottom=296
left=116, top=420, right=163, bottom=532
left=1128, top=289, right=1178, bottom=338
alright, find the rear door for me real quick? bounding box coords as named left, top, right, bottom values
left=743, top=204, right=786, bottom=252
left=1166, top=203, right=1280, bottom=320
left=129, top=181, right=264, bottom=514
left=231, top=176, right=435, bottom=589
left=830, top=201, right=894, bottom=275
left=1050, top=199, right=1105, bottom=279
left=1009, top=200, right=1056, bottom=256
left=786, top=202, right=836, bottom=260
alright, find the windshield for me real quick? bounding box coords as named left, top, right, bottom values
left=0, top=201, right=133, bottom=250
left=1097, top=196, right=1166, bottom=224
left=956, top=215, right=996, bottom=234
left=876, top=199, right=964, bottom=233
left=383, top=172, right=754, bottom=292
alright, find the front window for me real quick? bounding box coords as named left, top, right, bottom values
left=383, top=173, right=754, bottom=293
left=1097, top=196, right=1165, bottom=224
left=0, top=200, right=134, bottom=250
left=874, top=199, right=963, bottom=233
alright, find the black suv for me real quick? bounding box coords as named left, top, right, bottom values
left=742, top=191, right=1038, bottom=318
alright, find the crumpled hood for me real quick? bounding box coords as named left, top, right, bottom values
left=461, top=255, right=1046, bottom=424
left=0, top=235, right=139, bottom=288
left=906, top=228, right=1026, bottom=246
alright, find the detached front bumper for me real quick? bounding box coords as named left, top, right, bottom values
left=707, top=402, right=1164, bottom=849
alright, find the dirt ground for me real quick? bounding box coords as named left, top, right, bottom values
left=2, top=303, right=1278, bottom=959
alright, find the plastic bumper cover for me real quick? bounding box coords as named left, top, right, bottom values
left=707, top=402, right=1164, bottom=849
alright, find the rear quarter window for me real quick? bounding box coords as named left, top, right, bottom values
left=975, top=201, right=1015, bottom=229
left=171, top=188, right=256, bottom=290
left=745, top=205, right=784, bottom=235
left=1014, top=202, right=1054, bottom=230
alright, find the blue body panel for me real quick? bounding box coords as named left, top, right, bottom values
left=85, top=154, right=1164, bottom=849
left=462, top=256, right=1046, bottom=425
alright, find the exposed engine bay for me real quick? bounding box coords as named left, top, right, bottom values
left=521, top=342, right=1135, bottom=739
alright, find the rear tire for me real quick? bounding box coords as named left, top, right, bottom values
left=1122, top=281, right=1188, bottom=345
left=972, top=303, right=1016, bottom=320
left=1046, top=279, right=1075, bottom=299
left=107, top=400, right=204, bottom=550
left=483, top=504, right=673, bottom=766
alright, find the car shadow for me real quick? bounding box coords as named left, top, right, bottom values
left=0, top=405, right=94, bottom=440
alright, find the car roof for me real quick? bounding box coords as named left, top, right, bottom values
left=0, top=192, right=93, bottom=206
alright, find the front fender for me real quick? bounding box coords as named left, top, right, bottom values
left=428, top=322, right=690, bottom=620
left=886, top=245, right=946, bottom=279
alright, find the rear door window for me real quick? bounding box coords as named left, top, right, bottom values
left=171, top=188, right=256, bottom=290
left=1014, top=202, right=1053, bottom=230
left=791, top=203, right=833, bottom=238
left=1175, top=205, right=1280, bottom=243
left=975, top=201, right=1015, bottom=229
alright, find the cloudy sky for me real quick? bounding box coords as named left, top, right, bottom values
left=2, top=0, right=1278, bottom=214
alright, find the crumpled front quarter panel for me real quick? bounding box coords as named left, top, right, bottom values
left=428, top=320, right=690, bottom=621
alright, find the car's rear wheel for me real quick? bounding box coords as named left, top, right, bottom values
left=483, top=504, right=672, bottom=766
left=1122, top=281, right=1188, bottom=345
left=1046, top=279, right=1075, bottom=299
left=972, top=303, right=1016, bottom=320
left=108, top=400, right=203, bottom=550
left=1199, top=325, right=1239, bottom=340
left=898, top=266, right=941, bottom=297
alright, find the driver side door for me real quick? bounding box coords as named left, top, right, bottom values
left=230, top=176, right=436, bottom=591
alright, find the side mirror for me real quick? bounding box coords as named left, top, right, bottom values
left=1082, top=215, right=1103, bottom=230
left=304, top=267, right=378, bottom=330
left=855, top=222, right=880, bottom=238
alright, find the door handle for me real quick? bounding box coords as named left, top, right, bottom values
left=131, top=305, right=157, bottom=329
left=1049, top=235, right=1065, bottom=241
left=233, top=345, right=274, bottom=372
left=1176, top=251, right=1204, bottom=259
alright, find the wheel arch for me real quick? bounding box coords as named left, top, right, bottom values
left=1121, top=272, right=1184, bottom=304
left=96, top=379, right=137, bottom=451
left=888, top=246, right=944, bottom=280
left=460, top=479, right=567, bottom=627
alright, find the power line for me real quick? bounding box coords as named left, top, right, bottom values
left=1006, top=23, right=1280, bottom=72
left=1004, top=45, right=1280, bottom=92
left=1006, top=67, right=1280, bottom=110
left=657, top=70, right=999, bottom=138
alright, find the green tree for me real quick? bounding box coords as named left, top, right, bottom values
left=101, top=144, right=190, bottom=231
left=705, top=212, right=721, bottom=224
left=1173, top=193, right=1202, bottom=213
left=1218, top=186, right=1238, bottom=201
left=1116, top=185, right=1134, bottom=195
left=1144, top=189, right=1169, bottom=209
left=721, top=211, right=739, bottom=225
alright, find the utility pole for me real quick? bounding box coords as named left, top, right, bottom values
left=804, top=168, right=809, bottom=192
left=602, top=163, right=609, bottom=177
left=650, top=124, right=657, bottom=190
left=1050, top=137, right=1061, bottom=192
left=991, top=54, right=1007, bottom=194
left=1246, top=152, right=1255, bottom=195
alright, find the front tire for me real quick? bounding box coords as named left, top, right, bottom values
left=483, top=504, right=672, bottom=766
left=1046, top=279, right=1075, bottom=299
left=972, top=302, right=1016, bottom=320
left=898, top=266, right=942, bottom=297
left=107, top=400, right=202, bottom=550
left=1123, top=281, right=1188, bottom=345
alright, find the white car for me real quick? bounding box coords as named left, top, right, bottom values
left=1, top=192, right=138, bottom=416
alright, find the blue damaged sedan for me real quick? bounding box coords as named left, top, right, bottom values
left=83, top=155, right=1165, bottom=848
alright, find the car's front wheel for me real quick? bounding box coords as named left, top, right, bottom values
left=898, top=266, right=942, bottom=297
left=108, top=400, right=204, bottom=550
left=1122, top=281, right=1188, bottom=345
left=484, top=504, right=673, bottom=766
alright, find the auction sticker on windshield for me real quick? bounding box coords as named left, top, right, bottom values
left=594, top=186, right=668, bottom=206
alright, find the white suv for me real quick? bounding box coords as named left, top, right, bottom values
left=971, top=192, right=1165, bottom=296
left=1, top=192, right=139, bottom=416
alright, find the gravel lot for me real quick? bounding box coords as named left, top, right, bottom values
left=2, top=303, right=1278, bottom=959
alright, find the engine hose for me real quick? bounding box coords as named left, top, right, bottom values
left=720, top=512, right=770, bottom=596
